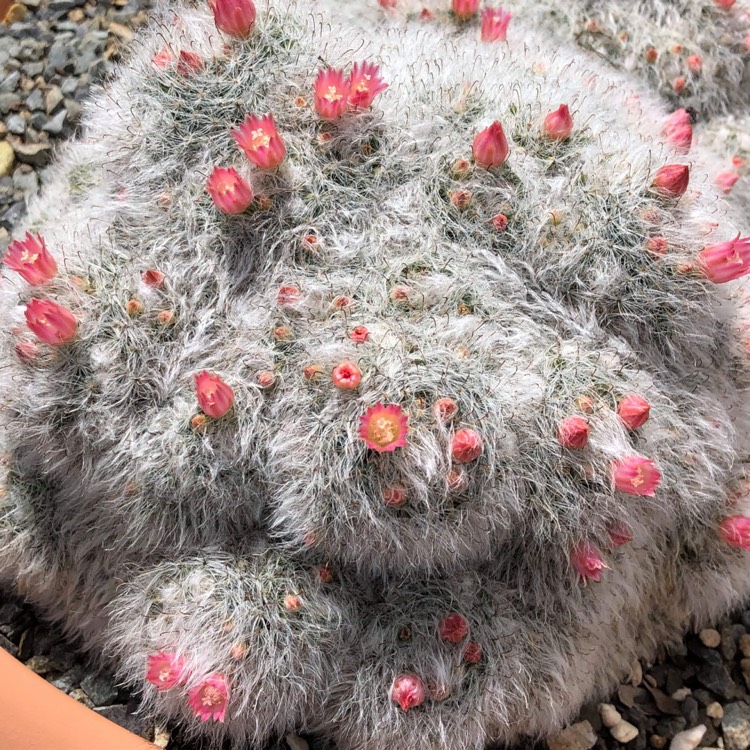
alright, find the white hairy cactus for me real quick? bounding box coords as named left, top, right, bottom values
left=2, top=1, right=750, bottom=748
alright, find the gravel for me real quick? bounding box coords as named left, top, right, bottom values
left=3, top=2, right=750, bottom=750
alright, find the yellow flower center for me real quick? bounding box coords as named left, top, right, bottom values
left=630, top=467, right=645, bottom=488
left=323, top=86, right=343, bottom=103
left=201, top=686, right=222, bottom=707
left=20, top=250, right=39, bottom=264
left=250, top=128, right=271, bottom=149
left=158, top=667, right=171, bottom=683
left=355, top=76, right=371, bottom=94
left=370, top=415, right=399, bottom=446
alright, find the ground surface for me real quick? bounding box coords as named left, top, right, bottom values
left=2, top=2, right=750, bottom=750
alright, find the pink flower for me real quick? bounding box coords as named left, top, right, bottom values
left=438, top=613, right=469, bottom=644
left=570, top=542, right=608, bottom=584
left=557, top=416, right=589, bottom=449
left=617, top=395, right=651, bottom=430
left=715, top=0, right=736, bottom=8
left=187, top=674, right=230, bottom=723
left=697, top=236, right=750, bottom=284
left=3, top=232, right=57, bottom=285
left=25, top=299, right=77, bottom=345
left=687, top=54, right=703, bottom=73
left=146, top=651, right=186, bottom=691
left=314, top=68, right=350, bottom=121
left=206, top=167, right=253, bottom=214
left=152, top=46, right=173, bottom=68
left=276, top=285, right=301, bottom=305
left=232, top=113, right=286, bottom=170
left=719, top=515, right=750, bottom=550
left=209, top=0, right=256, bottom=38
left=451, top=428, right=483, bottom=463
left=646, top=237, right=668, bottom=256
left=472, top=121, right=509, bottom=169
left=349, top=325, right=370, bottom=343
left=348, top=61, right=389, bottom=110
left=383, top=484, right=407, bottom=507
left=359, top=403, right=409, bottom=452
left=391, top=674, right=426, bottom=711
left=661, top=108, right=692, bottom=154
left=379, top=0, right=398, bottom=8
left=612, top=456, right=662, bottom=496
left=463, top=641, right=482, bottom=663
left=452, top=0, right=480, bottom=20
left=672, top=77, right=686, bottom=94
left=285, top=594, right=303, bottom=612
left=194, top=371, right=235, bottom=418
left=651, top=164, right=690, bottom=197
left=142, top=269, right=165, bottom=288
left=543, top=104, right=574, bottom=141
left=608, top=524, right=633, bottom=547
left=176, top=51, right=203, bottom=76
left=715, top=171, right=741, bottom=195
left=332, top=360, right=362, bottom=390
left=434, top=397, right=458, bottom=423
left=15, top=341, right=39, bottom=364
left=480, top=7, right=511, bottom=42
left=492, top=212, right=508, bottom=232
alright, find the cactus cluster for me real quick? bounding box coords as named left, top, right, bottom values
left=2, top=1, right=750, bottom=748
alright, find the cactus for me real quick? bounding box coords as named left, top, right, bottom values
left=2, top=0, right=750, bottom=748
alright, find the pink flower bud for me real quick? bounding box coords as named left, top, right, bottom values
left=697, top=235, right=750, bottom=284
left=644, top=47, right=658, bottom=63
left=715, top=0, right=736, bottom=8
left=617, top=394, right=651, bottom=429
left=318, top=564, right=333, bottom=583
left=276, top=285, right=301, bottom=305
left=480, top=7, right=511, bottom=42
left=451, top=0, right=479, bottom=20
left=209, top=0, right=256, bottom=38
left=332, top=360, right=362, bottom=390
left=347, top=61, right=389, bottom=110
left=152, top=46, right=173, bottom=69
left=715, top=171, right=741, bottom=195
left=383, top=484, right=407, bottom=507
left=687, top=54, right=703, bottom=73
left=557, top=416, right=590, bottom=449
left=451, top=428, right=483, bottom=463
left=206, top=167, right=253, bottom=214
left=492, top=212, right=509, bottom=232
left=187, top=674, right=229, bottom=723
left=612, top=456, right=662, bottom=496
left=446, top=466, right=468, bottom=492
left=284, top=594, right=302, bottom=612
left=661, top=109, right=692, bottom=154
left=25, top=299, right=77, bottom=345
left=391, top=674, right=426, bottom=711
left=719, top=515, right=750, bottom=549
left=646, top=237, right=668, bottom=256
left=15, top=341, right=39, bottom=364
left=450, top=189, right=473, bottom=210
left=672, top=76, right=686, bottom=94
left=256, top=370, right=276, bottom=389
left=3, top=232, right=57, bottom=285
left=142, top=269, right=165, bottom=288
left=608, top=524, right=633, bottom=547
left=463, top=641, right=482, bottom=663
left=570, top=542, right=607, bottom=584
left=651, top=164, right=690, bottom=198
left=434, top=397, right=458, bottom=423
left=146, top=651, right=186, bottom=691
left=349, top=325, right=370, bottom=343
left=438, top=612, right=469, bottom=644
left=314, top=68, right=350, bottom=121
left=543, top=104, right=574, bottom=141
left=379, top=0, right=397, bottom=8
left=232, top=113, right=286, bottom=170
left=176, top=50, right=203, bottom=76
left=745, top=33, right=750, bottom=52
left=194, top=371, right=235, bottom=418
left=472, top=121, right=509, bottom=169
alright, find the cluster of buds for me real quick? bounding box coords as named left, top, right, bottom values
left=152, top=47, right=204, bottom=76
left=146, top=652, right=229, bottom=723
left=314, top=61, right=388, bottom=120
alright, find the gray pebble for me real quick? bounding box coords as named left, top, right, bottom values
left=722, top=702, right=750, bottom=750
left=50, top=667, right=84, bottom=694
left=13, top=168, right=39, bottom=197
left=6, top=114, right=27, bottom=135
left=45, top=85, right=64, bottom=114
left=94, top=705, right=152, bottom=740
left=0, top=93, right=22, bottom=114
left=23, top=62, right=45, bottom=78
left=42, top=108, right=67, bottom=134
left=1, top=201, right=28, bottom=229
left=696, top=663, right=740, bottom=700
left=25, top=88, right=45, bottom=111
left=13, top=141, right=51, bottom=167
left=0, top=633, right=18, bottom=658
left=46, top=39, right=75, bottom=76
left=80, top=672, right=119, bottom=706
left=60, top=76, right=79, bottom=96
left=0, top=71, right=21, bottom=94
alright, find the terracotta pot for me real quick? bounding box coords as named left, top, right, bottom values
left=0, top=647, right=156, bottom=749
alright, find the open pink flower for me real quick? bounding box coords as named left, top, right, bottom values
left=661, top=109, right=692, bottom=154
left=359, top=403, right=409, bottom=452
left=472, top=121, right=509, bottom=169
left=438, top=613, right=469, bottom=644
left=25, top=299, right=77, bottom=345
left=188, top=674, right=230, bottom=723
left=716, top=171, right=741, bottom=195
left=612, top=456, right=662, bottom=496
left=146, top=651, right=186, bottom=691
left=480, top=7, right=511, bottom=41
left=617, top=395, right=651, bottom=429
left=209, top=0, right=256, bottom=38
left=557, top=416, right=589, bottom=449
left=206, top=167, right=253, bottom=214
left=348, top=61, right=388, bottom=110
left=452, top=0, right=480, bottom=20
left=3, top=232, right=57, bottom=285
left=651, top=164, right=690, bottom=197
left=543, top=104, right=573, bottom=141
left=391, top=674, right=426, bottom=711
left=697, top=236, right=750, bottom=284
left=719, top=515, right=750, bottom=550
left=332, top=360, right=362, bottom=390
left=194, top=371, right=235, bottom=418
left=570, top=542, right=608, bottom=584
left=232, top=113, right=286, bottom=170
left=451, top=428, right=483, bottom=463
left=314, top=68, right=350, bottom=120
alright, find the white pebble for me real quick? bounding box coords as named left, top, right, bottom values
left=672, top=688, right=692, bottom=702
left=600, top=703, right=622, bottom=729
left=286, top=735, right=309, bottom=750
left=700, top=629, right=722, bottom=648
left=669, top=725, right=707, bottom=750
left=611, top=720, right=640, bottom=744
left=630, top=660, right=643, bottom=686
left=706, top=703, right=724, bottom=720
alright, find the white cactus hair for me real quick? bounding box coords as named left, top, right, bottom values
left=3, top=0, right=750, bottom=748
